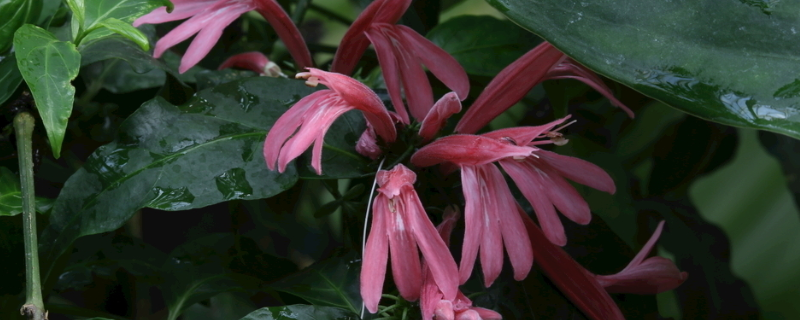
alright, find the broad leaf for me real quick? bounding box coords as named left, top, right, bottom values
left=296, top=110, right=369, bottom=179
left=162, top=234, right=254, bottom=320
left=38, top=77, right=314, bottom=283
left=759, top=131, right=800, bottom=215
left=0, top=51, right=22, bottom=106
left=490, top=0, right=800, bottom=139
left=239, top=305, right=357, bottom=320
left=96, top=18, right=149, bottom=50
left=0, top=0, right=41, bottom=53
left=427, top=15, right=539, bottom=77
left=73, top=0, right=167, bottom=47
left=13, top=24, right=80, bottom=158
left=270, top=252, right=363, bottom=315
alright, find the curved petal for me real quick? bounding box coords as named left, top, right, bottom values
left=255, top=0, right=313, bottom=69
left=263, top=90, right=329, bottom=171
left=133, top=0, right=211, bottom=27
left=373, top=24, right=433, bottom=121
left=362, top=195, right=390, bottom=313
left=481, top=117, right=567, bottom=146
left=546, top=57, right=634, bottom=118
left=484, top=165, right=533, bottom=281
left=411, top=135, right=534, bottom=167
left=455, top=42, right=563, bottom=134
left=597, top=257, right=688, bottom=294
left=179, top=4, right=250, bottom=73
left=536, top=150, right=616, bottom=194
left=396, top=25, right=470, bottom=100
left=276, top=98, right=351, bottom=173
left=477, top=165, right=506, bottom=287
left=459, top=166, right=483, bottom=284
left=535, top=162, right=592, bottom=225
left=388, top=197, right=423, bottom=301
left=419, top=92, right=462, bottom=142
left=472, top=307, right=503, bottom=320
left=365, top=27, right=408, bottom=123
left=218, top=51, right=281, bottom=76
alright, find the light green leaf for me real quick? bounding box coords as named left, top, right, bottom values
left=0, top=167, right=55, bottom=216
left=0, top=51, right=22, bottom=106
left=96, top=18, right=149, bottom=50
left=490, top=0, right=800, bottom=139
left=13, top=24, right=80, bottom=158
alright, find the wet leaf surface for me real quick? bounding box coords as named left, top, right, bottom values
left=270, top=252, right=363, bottom=315
left=490, top=0, right=800, bottom=139
left=238, top=305, right=357, bottom=320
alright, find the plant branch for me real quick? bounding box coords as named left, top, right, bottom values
left=15, top=112, right=47, bottom=320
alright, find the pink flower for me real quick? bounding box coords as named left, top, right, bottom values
left=331, top=0, right=468, bottom=124
left=418, top=92, right=462, bottom=142
left=455, top=42, right=632, bottom=135
left=263, top=69, right=396, bottom=174
left=420, top=208, right=503, bottom=320
left=595, top=221, right=688, bottom=294
left=361, top=164, right=459, bottom=313
left=218, top=51, right=283, bottom=77
left=134, top=0, right=312, bottom=73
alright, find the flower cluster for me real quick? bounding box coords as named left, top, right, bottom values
left=140, top=0, right=687, bottom=319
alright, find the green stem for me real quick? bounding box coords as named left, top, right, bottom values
left=15, top=112, right=46, bottom=320
left=308, top=3, right=353, bottom=25
left=292, top=0, right=312, bottom=24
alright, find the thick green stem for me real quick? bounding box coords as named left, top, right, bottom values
left=15, top=112, right=46, bottom=320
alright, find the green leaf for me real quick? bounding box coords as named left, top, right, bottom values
left=96, top=18, right=149, bottom=50
left=0, top=51, right=23, bottom=106
left=297, top=110, right=369, bottom=179
left=74, top=0, right=168, bottom=46
left=270, top=252, right=363, bottom=315
left=0, top=166, right=54, bottom=217
left=66, top=0, right=85, bottom=40
left=38, top=77, right=312, bottom=283
left=13, top=24, right=80, bottom=158
left=427, top=15, right=539, bottom=77
left=489, top=0, right=800, bottom=139
left=0, top=0, right=42, bottom=53
left=162, top=234, right=254, bottom=320
left=238, top=305, right=357, bottom=320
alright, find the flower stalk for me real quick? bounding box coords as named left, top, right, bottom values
left=15, top=112, right=46, bottom=320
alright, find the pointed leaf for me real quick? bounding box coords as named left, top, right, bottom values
left=0, top=0, right=41, bottom=53
left=270, top=252, right=363, bottom=315
left=97, top=18, right=150, bottom=50
left=13, top=24, right=81, bottom=158
left=0, top=51, right=23, bottom=106
left=491, top=0, right=800, bottom=139
left=38, top=77, right=311, bottom=283
left=0, top=167, right=52, bottom=216
left=238, top=305, right=356, bottom=320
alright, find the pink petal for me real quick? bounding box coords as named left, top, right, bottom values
left=455, top=42, right=564, bottom=134
left=546, top=57, right=634, bottom=118
left=263, top=90, right=329, bottom=171
left=302, top=69, right=397, bottom=142
left=534, top=162, right=592, bottom=225
left=437, top=205, right=460, bottom=246
left=458, top=166, right=484, bottom=284
left=522, top=212, right=625, bottom=320
left=420, top=271, right=444, bottom=320
left=478, top=165, right=507, bottom=287
left=419, top=92, right=462, bottom=142
left=179, top=5, right=250, bottom=73
left=596, top=257, right=688, bottom=294
left=471, top=307, right=503, bottom=320
left=411, top=135, right=534, bottom=167
left=133, top=0, right=211, bottom=27
left=406, top=190, right=459, bottom=300
left=218, top=51, right=281, bottom=76
left=276, top=98, right=351, bottom=174
left=331, top=0, right=412, bottom=74
left=481, top=117, right=567, bottom=146
left=254, top=0, right=313, bottom=69
left=376, top=164, right=417, bottom=198
left=455, top=310, right=480, bottom=320
left=362, top=195, right=390, bottom=313
left=396, top=25, right=470, bottom=99
left=435, top=300, right=456, bottom=320
left=484, top=166, right=533, bottom=281
left=388, top=197, right=423, bottom=301
left=376, top=24, right=433, bottom=121
left=355, top=127, right=382, bottom=160
left=365, top=27, right=409, bottom=124
left=537, top=150, right=616, bottom=194
left=499, top=160, right=567, bottom=246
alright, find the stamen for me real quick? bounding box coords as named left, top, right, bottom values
left=295, top=72, right=319, bottom=87
left=552, top=119, right=577, bottom=133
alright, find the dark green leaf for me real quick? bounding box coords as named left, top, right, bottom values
left=0, top=0, right=41, bottom=53
left=0, top=167, right=52, bottom=216
left=490, top=0, right=800, bottom=139
left=239, top=305, right=357, bottom=320
left=162, top=234, right=253, bottom=320
left=270, top=252, right=363, bottom=314
left=0, top=51, right=22, bottom=106
left=39, top=77, right=312, bottom=283
left=427, top=15, right=539, bottom=77
left=758, top=131, right=800, bottom=215
left=13, top=24, right=80, bottom=158
left=297, top=110, right=369, bottom=179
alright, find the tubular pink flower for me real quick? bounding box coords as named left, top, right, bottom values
left=420, top=208, right=503, bottom=320
left=418, top=92, right=462, bottom=142
left=521, top=208, right=625, bottom=320
left=218, top=51, right=283, bottom=77
left=455, top=42, right=632, bottom=134
left=595, top=221, right=688, bottom=294
left=263, top=69, right=395, bottom=174
left=134, top=0, right=312, bottom=74
left=355, top=126, right=381, bottom=160
left=361, top=165, right=459, bottom=313
left=413, top=118, right=614, bottom=249
left=331, top=0, right=413, bottom=75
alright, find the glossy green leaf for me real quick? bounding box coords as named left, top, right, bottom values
left=0, top=167, right=53, bottom=216
left=297, top=110, right=369, bottom=179
left=73, top=0, right=167, bottom=46
left=0, top=0, right=41, bottom=53
left=427, top=15, right=539, bottom=77
left=239, top=305, right=356, bottom=320
left=270, top=252, right=363, bottom=314
left=38, top=77, right=315, bottom=283
left=13, top=24, right=80, bottom=158
left=0, top=51, right=22, bottom=106
left=96, top=18, right=149, bottom=50
left=66, top=0, right=85, bottom=40
left=489, top=0, right=800, bottom=139
left=162, top=234, right=254, bottom=320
